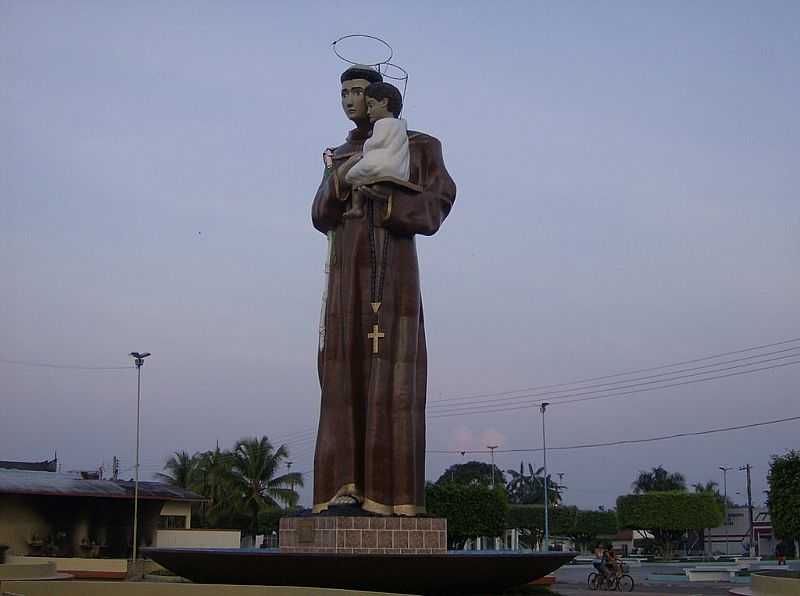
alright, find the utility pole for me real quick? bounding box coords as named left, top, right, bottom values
left=129, top=351, right=150, bottom=569
left=487, top=445, right=499, bottom=489
left=739, top=464, right=755, bottom=556
left=719, top=466, right=732, bottom=555
left=541, top=402, right=550, bottom=551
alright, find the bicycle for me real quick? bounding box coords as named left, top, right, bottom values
left=587, top=564, right=635, bottom=591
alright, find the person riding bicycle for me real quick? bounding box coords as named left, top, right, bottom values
left=592, top=545, right=611, bottom=582
left=606, top=547, right=621, bottom=578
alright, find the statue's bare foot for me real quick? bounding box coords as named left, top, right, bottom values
left=331, top=494, right=360, bottom=506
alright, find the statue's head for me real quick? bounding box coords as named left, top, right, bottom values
left=340, top=65, right=383, bottom=123
left=365, top=82, right=403, bottom=122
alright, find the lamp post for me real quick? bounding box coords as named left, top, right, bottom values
left=541, top=402, right=550, bottom=551
left=739, top=464, right=755, bottom=556
left=129, top=351, right=150, bottom=567
left=719, top=466, right=732, bottom=555
left=487, top=445, right=499, bottom=489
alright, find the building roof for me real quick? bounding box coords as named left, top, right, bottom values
left=0, top=469, right=205, bottom=502
left=0, top=459, right=58, bottom=472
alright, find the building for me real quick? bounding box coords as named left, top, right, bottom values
left=0, top=465, right=204, bottom=559
left=705, top=506, right=776, bottom=556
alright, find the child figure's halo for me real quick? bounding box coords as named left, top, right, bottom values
left=331, top=34, right=409, bottom=109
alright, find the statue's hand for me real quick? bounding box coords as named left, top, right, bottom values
left=337, top=155, right=361, bottom=181
left=359, top=184, right=390, bottom=202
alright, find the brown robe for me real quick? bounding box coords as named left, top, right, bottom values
left=311, top=127, right=456, bottom=515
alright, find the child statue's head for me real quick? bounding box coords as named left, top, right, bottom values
left=364, top=82, right=403, bottom=123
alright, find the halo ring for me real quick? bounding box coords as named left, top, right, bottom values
left=331, top=34, right=393, bottom=68
left=380, top=62, right=408, bottom=83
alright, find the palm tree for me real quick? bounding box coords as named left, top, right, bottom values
left=632, top=466, right=686, bottom=494
left=157, top=450, right=196, bottom=489
left=506, top=462, right=562, bottom=505
left=229, top=436, right=304, bottom=536
left=193, top=446, right=235, bottom=527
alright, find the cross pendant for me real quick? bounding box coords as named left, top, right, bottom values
left=368, top=323, right=385, bottom=354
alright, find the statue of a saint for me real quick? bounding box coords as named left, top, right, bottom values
left=311, top=65, right=456, bottom=515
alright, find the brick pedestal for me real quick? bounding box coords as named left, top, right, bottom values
left=279, top=516, right=447, bottom=555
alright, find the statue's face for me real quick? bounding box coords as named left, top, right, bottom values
left=366, top=97, right=392, bottom=123
left=341, top=78, right=370, bottom=122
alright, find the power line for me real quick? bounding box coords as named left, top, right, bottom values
left=431, top=336, right=800, bottom=404
left=0, top=358, right=133, bottom=370
left=428, top=346, right=800, bottom=409
left=427, top=358, right=800, bottom=418
left=427, top=414, right=800, bottom=454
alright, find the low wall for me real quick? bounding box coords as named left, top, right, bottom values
left=10, top=555, right=127, bottom=574
left=0, top=580, right=408, bottom=596
left=752, top=570, right=800, bottom=596
left=155, top=529, right=241, bottom=549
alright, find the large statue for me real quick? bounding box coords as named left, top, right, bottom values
left=311, top=65, right=456, bottom=515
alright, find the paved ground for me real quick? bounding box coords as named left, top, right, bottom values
left=553, top=588, right=734, bottom=596
left=549, top=562, right=755, bottom=596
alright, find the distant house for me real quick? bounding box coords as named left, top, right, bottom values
left=0, top=462, right=204, bottom=559
left=705, top=506, right=775, bottom=557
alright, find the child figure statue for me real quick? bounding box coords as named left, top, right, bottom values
left=343, top=82, right=409, bottom=218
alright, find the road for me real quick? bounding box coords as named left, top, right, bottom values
left=551, top=563, right=743, bottom=595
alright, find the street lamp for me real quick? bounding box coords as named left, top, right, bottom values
left=487, top=445, right=499, bottom=489
left=541, top=402, right=550, bottom=551
left=129, top=351, right=150, bottom=567
left=719, top=466, right=732, bottom=555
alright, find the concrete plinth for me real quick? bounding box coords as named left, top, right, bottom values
left=279, top=515, right=447, bottom=554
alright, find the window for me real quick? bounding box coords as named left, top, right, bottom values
left=158, top=515, right=187, bottom=529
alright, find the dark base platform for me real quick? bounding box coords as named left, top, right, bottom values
left=142, top=547, right=576, bottom=593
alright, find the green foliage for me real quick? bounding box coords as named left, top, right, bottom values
left=157, top=450, right=195, bottom=489
left=693, top=480, right=736, bottom=510
left=571, top=510, right=619, bottom=551
left=257, top=508, right=285, bottom=535
left=505, top=506, right=617, bottom=551
left=617, top=492, right=723, bottom=558
left=505, top=462, right=562, bottom=505
left=435, top=461, right=506, bottom=488
left=767, top=450, right=800, bottom=541
left=505, top=505, right=576, bottom=549
left=426, top=482, right=508, bottom=548
left=631, top=466, right=687, bottom=494
left=159, top=435, right=303, bottom=536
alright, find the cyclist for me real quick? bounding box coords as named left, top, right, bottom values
left=592, top=545, right=611, bottom=583
left=606, top=546, right=621, bottom=578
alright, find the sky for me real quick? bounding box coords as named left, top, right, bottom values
left=2, top=1, right=799, bottom=511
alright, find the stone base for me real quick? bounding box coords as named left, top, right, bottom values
left=279, top=515, right=447, bottom=554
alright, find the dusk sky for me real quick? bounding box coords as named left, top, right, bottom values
left=2, top=1, right=798, bottom=510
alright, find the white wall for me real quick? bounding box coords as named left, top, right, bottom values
left=155, top=529, right=241, bottom=549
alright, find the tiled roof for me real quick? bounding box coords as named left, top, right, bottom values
left=0, top=459, right=58, bottom=472
left=0, top=469, right=204, bottom=502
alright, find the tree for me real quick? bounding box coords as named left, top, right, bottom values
left=505, top=505, right=577, bottom=549
left=160, top=437, right=303, bottom=536
left=435, top=461, right=505, bottom=488
left=617, top=492, right=723, bottom=559
left=426, top=482, right=508, bottom=548
left=505, top=462, right=562, bottom=506
left=767, top=450, right=800, bottom=548
left=193, top=446, right=236, bottom=528
left=569, top=510, right=619, bottom=552
left=631, top=466, right=686, bottom=494
left=157, top=450, right=196, bottom=489
left=229, top=436, right=304, bottom=536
